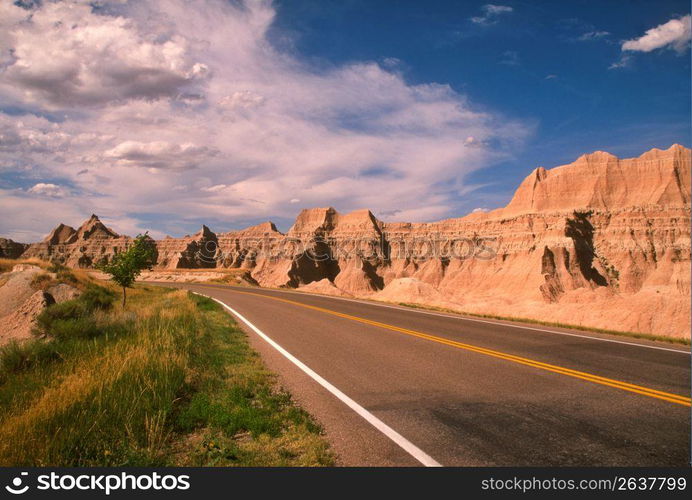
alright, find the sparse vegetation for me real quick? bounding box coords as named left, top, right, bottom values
left=1, top=258, right=93, bottom=292
left=29, top=272, right=54, bottom=290
left=98, top=233, right=156, bottom=307
left=33, top=285, right=118, bottom=341
left=0, top=281, right=333, bottom=466
left=207, top=270, right=255, bottom=286
left=0, top=257, right=48, bottom=273
left=597, top=254, right=620, bottom=285
left=46, top=262, right=67, bottom=273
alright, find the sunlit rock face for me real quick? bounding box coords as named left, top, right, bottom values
left=21, top=215, right=133, bottom=268
left=11, top=145, right=691, bottom=338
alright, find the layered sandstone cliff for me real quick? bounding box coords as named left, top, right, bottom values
left=6, top=145, right=691, bottom=338
left=21, top=215, right=133, bottom=267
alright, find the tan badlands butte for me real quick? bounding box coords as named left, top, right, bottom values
left=5, top=144, right=690, bottom=339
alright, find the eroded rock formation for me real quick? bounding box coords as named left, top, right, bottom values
left=21, top=215, right=133, bottom=268
left=5, top=145, right=691, bottom=338
left=0, top=238, right=28, bottom=259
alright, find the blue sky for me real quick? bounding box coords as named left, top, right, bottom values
left=0, top=0, right=689, bottom=240
left=270, top=0, right=691, bottom=212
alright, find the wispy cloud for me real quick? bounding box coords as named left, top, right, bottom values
left=470, top=4, right=513, bottom=26
left=104, top=141, right=218, bottom=171
left=557, top=18, right=611, bottom=44
left=577, top=31, right=610, bottom=41
left=608, top=54, right=632, bottom=70
left=499, top=50, right=520, bottom=66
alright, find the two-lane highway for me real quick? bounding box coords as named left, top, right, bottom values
left=154, top=282, right=691, bottom=466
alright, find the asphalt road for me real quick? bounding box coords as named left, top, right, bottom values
left=153, top=282, right=691, bottom=466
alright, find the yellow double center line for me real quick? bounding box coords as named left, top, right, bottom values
left=209, top=286, right=691, bottom=407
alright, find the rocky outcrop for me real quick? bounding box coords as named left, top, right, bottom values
left=21, top=215, right=132, bottom=268
left=298, top=278, right=353, bottom=297
left=44, top=223, right=77, bottom=245
left=0, top=238, right=28, bottom=259
left=248, top=207, right=384, bottom=289
left=156, top=225, right=218, bottom=269
left=243, top=144, right=690, bottom=338
left=2, top=145, right=690, bottom=338
left=0, top=290, right=54, bottom=344
left=0, top=264, right=44, bottom=317
left=501, top=144, right=690, bottom=215
left=46, top=283, right=81, bottom=303
left=0, top=265, right=80, bottom=346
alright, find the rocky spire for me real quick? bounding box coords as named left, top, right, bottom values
left=75, top=215, right=119, bottom=240
left=44, top=223, right=77, bottom=245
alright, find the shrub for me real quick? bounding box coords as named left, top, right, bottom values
left=34, top=301, right=87, bottom=337
left=56, top=270, right=78, bottom=285
left=34, top=285, right=114, bottom=339
left=0, top=340, right=60, bottom=377
left=45, top=317, right=102, bottom=341
left=47, top=262, right=68, bottom=273
left=0, top=341, right=32, bottom=374
left=30, top=273, right=54, bottom=290
left=80, top=286, right=115, bottom=311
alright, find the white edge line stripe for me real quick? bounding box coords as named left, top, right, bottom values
left=192, top=291, right=442, bottom=467
left=224, top=286, right=689, bottom=355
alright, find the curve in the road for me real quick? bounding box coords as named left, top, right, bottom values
left=215, top=288, right=691, bottom=407
left=154, top=282, right=690, bottom=465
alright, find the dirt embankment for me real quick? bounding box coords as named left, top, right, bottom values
left=0, top=262, right=82, bottom=346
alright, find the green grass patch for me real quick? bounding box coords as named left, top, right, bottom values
left=0, top=285, right=333, bottom=466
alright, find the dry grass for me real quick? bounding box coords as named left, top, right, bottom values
left=0, top=281, right=333, bottom=466
left=1, top=258, right=93, bottom=293
left=0, top=258, right=48, bottom=273
left=143, top=268, right=248, bottom=277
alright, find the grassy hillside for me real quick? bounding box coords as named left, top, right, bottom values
left=0, top=278, right=333, bottom=466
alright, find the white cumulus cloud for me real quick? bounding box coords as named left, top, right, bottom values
left=622, top=15, right=691, bottom=53
left=0, top=1, right=208, bottom=108
left=28, top=183, right=70, bottom=198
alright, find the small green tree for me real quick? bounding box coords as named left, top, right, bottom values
left=98, top=233, right=156, bottom=307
